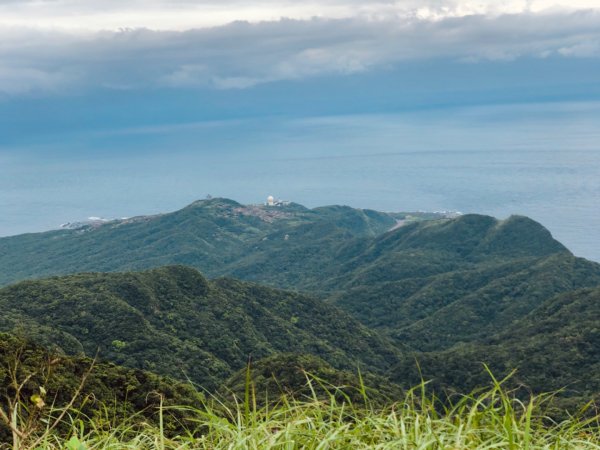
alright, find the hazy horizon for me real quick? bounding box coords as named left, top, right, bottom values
left=3, top=101, right=600, bottom=261
left=2, top=0, right=600, bottom=260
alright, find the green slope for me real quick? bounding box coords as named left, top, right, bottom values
left=3, top=197, right=600, bottom=402
left=220, top=353, right=403, bottom=406
left=324, top=215, right=600, bottom=350
left=389, top=287, right=600, bottom=407
left=3, top=198, right=598, bottom=353
left=0, top=333, right=203, bottom=441
left=0, top=198, right=400, bottom=287
left=331, top=252, right=600, bottom=350
left=0, top=266, right=402, bottom=389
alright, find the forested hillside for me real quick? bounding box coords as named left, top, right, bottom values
left=0, top=333, right=203, bottom=441
left=0, top=198, right=401, bottom=287
left=220, top=353, right=403, bottom=406
left=390, top=287, right=600, bottom=409
left=2, top=198, right=600, bottom=414
left=2, top=263, right=599, bottom=410
left=0, top=266, right=401, bottom=389
left=3, top=199, right=598, bottom=350
left=334, top=252, right=600, bottom=350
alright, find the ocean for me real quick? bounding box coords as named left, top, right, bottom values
left=1, top=101, right=599, bottom=261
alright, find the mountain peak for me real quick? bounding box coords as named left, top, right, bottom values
left=186, top=197, right=243, bottom=209
left=379, top=213, right=567, bottom=260
left=473, top=214, right=569, bottom=258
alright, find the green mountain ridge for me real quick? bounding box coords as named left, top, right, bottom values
left=0, top=266, right=402, bottom=390
left=2, top=198, right=600, bottom=410
left=343, top=252, right=600, bottom=351
left=390, top=286, right=600, bottom=407
left=0, top=198, right=401, bottom=287
left=2, top=262, right=599, bottom=410
left=0, top=198, right=471, bottom=288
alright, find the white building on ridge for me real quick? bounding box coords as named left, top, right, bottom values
left=265, top=195, right=291, bottom=207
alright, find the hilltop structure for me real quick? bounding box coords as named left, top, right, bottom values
left=265, top=195, right=291, bottom=207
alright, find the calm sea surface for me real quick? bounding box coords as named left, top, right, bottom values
left=1, top=103, right=599, bottom=261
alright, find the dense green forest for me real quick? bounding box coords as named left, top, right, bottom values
left=0, top=333, right=203, bottom=442
left=0, top=198, right=402, bottom=287
left=4, top=336, right=599, bottom=449
left=1, top=197, right=600, bottom=446
left=0, top=266, right=401, bottom=389
left=2, top=262, right=599, bottom=412
left=219, top=353, right=403, bottom=407
left=0, top=199, right=569, bottom=292
left=3, top=198, right=598, bottom=353
left=390, top=287, right=600, bottom=408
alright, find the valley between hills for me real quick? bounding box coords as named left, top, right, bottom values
left=1, top=197, right=600, bottom=445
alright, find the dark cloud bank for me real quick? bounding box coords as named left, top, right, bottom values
left=1, top=10, right=600, bottom=95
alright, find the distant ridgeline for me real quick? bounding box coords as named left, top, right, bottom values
left=1, top=197, right=600, bottom=408
left=0, top=197, right=436, bottom=287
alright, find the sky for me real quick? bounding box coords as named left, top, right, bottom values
left=2, top=0, right=600, bottom=96
left=1, top=0, right=600, bottom=259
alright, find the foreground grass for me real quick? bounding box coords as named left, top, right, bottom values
left=5, top=373, right=600, bottom=450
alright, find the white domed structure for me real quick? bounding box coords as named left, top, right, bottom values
left=267, top=195, right=275, bottom=206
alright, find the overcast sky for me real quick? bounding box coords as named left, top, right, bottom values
left=2, top=1, right=600, bottom=29
left=2, top=0, right=600, bottom=150
left=0, top=0, right=600, bottom=95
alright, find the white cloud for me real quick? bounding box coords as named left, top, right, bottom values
left=1, top=7, right=600, bottom=95
left=0, top=66, right=79, bottom=95
left=558, top=39, right=600, bottom=57
left=1, top=1, right=600, bottom=31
